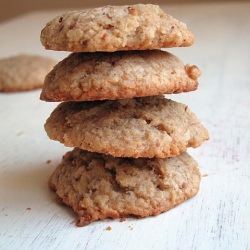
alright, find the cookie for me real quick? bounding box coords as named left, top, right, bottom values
left=49, top=148, right=201, bottom=226
left=45, top=96, right=209, bottom=158
left=40, top=50, right=201, bottom=102
left=0, top=54, right=56, bottom=92
left=40, top=4, right=194, bottom=52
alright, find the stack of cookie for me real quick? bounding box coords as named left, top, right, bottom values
left=40, top=4, right=209, bottom=226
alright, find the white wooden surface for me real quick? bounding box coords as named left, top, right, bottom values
left=0, top=2, right=250, bottom=250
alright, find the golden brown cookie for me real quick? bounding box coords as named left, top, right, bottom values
left=0, top=54, right=56, bottom=92
left=49, top=148, right=201, bottom=226
left=40, top=4, right=194, bottom=52
left=45, top=96, right=209, bottom=158
left=40, top=50, right=201, bottom=102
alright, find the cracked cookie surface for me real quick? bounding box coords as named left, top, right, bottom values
left=45, top=96, right=209, bottom=158
left=40, top=4, right=194, bottom=52
left=49, top=148, right=201, bottom=226
left=40, top=50, right=201, bottom=102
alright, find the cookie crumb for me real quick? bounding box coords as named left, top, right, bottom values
left=106, top=226, right=112, bottom=231
left=202, top=174, right=208, bottom=177
left=185, top=64, right=201, bottom=80
left=119, top=218, right=126, bottom=222
left=128, top=225, right=133, bottom=230
left=26, top=207, right=31, bottom=210
left=46, top=160, right=52, bottom=164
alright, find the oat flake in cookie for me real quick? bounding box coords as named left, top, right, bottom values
left=45, top=96, right=209, bottom=158
left=0, top=54, right=56, bottom=92
left=40, top=50, right=201, bottom=102
left=40, top=4, right=194, bottom=52
left=49, top=148, right=201, bottom=226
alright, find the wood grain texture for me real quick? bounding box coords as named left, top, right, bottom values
left=0, top=2, right=250, bottom=250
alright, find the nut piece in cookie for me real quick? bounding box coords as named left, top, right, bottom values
left=44, top=96, right=209, bottom=158
left=40, top=4, right=194, bottom=52
left=40, top=50, right=201, bottom=102
left=49, top=148, right=201, bottom=226
left=0, top=54, right=56, bottom=92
